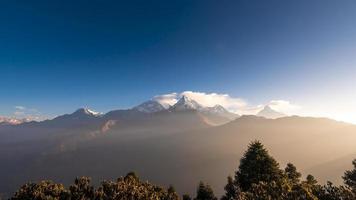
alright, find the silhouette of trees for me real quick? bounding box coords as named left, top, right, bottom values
left=11, top=180, right=69, bottom=200
left=11, top=172, right=179, bottom=200
left=285, top=163, right=301, bottom=185
left=221, top=176, right=245, bottom=200
left=194, top=182, right=217, bottom=200
left=10, top=140, right=356, bottom=200
left=234, top=140, right=283, bottom=191
left=222, top=140, right=356, bottom=200
left=182, top=194, right=192, bottom=200
left=343, top=159, right=356, bottom=192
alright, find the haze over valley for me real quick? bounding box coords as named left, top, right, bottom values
left=1, top=94, right=356, bottom=198
left=2, top=1, right=356, bottom=199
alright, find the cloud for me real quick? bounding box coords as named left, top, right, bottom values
left=180, top=91, right=247, bottom=111
left=153, top=91, right=301, bottom=116
left=267, top=100, right=301, bottom=113
left=15, top=106, right=25, bottom=110
left=13, top=105, right=47, bottom=121
left=153, top=93, right=178, bottom=108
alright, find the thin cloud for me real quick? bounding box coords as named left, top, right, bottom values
left=153, top=91, right=301, bottom=116
left=153, top=93, right=178, bottom=108
left=267, top=100, right=301, bottom=113
left=13, top=105, right=47, bottom=121
left=15, top=106, right=25, bottom=110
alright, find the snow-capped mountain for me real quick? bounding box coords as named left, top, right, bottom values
left=0, top=116, right=30, bottom=125
left=202, top=105, right=229, bottom=114
left=170, top=95, right=203, bottom=111
left=131, top=96, right=239, bottom=123
left=133, top=100, right=166, bottom=113
left=51, top=108, right=102, bottom=123
left=201, top=105, right=239, bottom=120
left=257, top=105, right=286, bottom=119
left=71, top=108, right=103, bottom=117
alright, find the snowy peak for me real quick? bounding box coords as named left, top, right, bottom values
left=201, top=104, right=239, bottom=121
left=257, top=105, right=286, bottom=119
left=0, top=116, right=30, bottom=125
left=73, top=108, right=102, bottom=117
left=133, top=100, right=166, bottom=113
left=170, top=95, right=203, bottom=111
left=203, top=104, right=229, bottom=114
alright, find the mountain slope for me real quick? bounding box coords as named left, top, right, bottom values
left=133, top=100, right=166, bottom=113
left=257, top=105, right=286, bottom=119
left=1, top=115, right=356, bottom=198
left=170, top=95, right=203, bottom=111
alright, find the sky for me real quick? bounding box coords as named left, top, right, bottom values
left=1, top=0, right=356, bottom=123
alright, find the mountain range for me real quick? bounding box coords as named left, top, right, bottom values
left=0, top=96, right=286, bottom=129
left=0, top=96, right=355, bottom=198
left=0, top=116, right=30, bottom=126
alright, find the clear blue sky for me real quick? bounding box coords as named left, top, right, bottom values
left=1, top=0, right=356, bottom=122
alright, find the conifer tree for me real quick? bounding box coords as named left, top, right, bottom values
left=235, top=140, right=283, bottom=191
left=194, top=181, right=217, bottom=200
left=69, top=177, right=95, bottom=200
left=285, top=163, right=301, bottom=185
left=304, top=175, right=318, bottom=186
left=343, top=159, right=356, bottom=192
left=221, top=176, right=245, bottom=200
left=183, top=194, right=192, bottom=200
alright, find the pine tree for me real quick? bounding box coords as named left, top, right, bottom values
left=304, top=175, right=318, bottom=186
left=11, top=180, right=69, bottom=200
left=194, top=181, right=217, bottom=200
left=285, top=163, right=301, bottom=185
left=166, top=185, right=179, bottom=200
left=343, top=159, right=356, bottom=192
left=221, top=176, right=245, bottom=200
left=69, top=177, right=95, bottom=200
left=235, top=140, right=283, bottom=191
left=183, top=194, right=192, bottom=200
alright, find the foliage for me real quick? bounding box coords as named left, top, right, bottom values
left=194, top=182, right=217, bottom=200
left=343, top=159, right=356, bottom=192
left=223, top=140, right=356, bottom=200
left=221, top=176, right=245, bottom=200
left=285, top=163, right=301, bottom=185
left=235, top=141, right=283, bottom=191
left=10, top=140, right=356, bottom=200
left=182, top=194, right=192, bottom=200
left=12, top=173, right=179, bottom=200
left=11, top=180, right=69, bottom=200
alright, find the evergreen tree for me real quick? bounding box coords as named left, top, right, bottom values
left=221, top=176, right=245, bottom=200
left=194, top=181, right=217, bottom=200
left=69, top=177, right=95, bottom=200
left=304, top=175, right=318, bottom=186
left=235, top=140, right=283, bottom=191
left=166, top=185, right=179, bottom=200
left=315, top=181, right=355, bottom=200
left=343, top=159, right=356, bottom=192
left=11, top=180, right=69, bottom=200
left=183, top=194, right=192, bottom=200
left=285, top=163, right=301, bottom=185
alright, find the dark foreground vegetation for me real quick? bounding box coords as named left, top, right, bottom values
left=9, top=141, right=356, bottom=200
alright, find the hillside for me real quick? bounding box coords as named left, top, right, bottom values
left=1, top=113, right=356, bottom=197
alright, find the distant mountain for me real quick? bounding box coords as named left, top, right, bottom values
left=170, top=95, right=203, bottom=111
left=51, top=108, right=102, bottom=122
left=28, top=108, right=105, bottom=131
left=257, top=105, right=286, bottom=119
left=2, top=115, right=355, bottom=198
left=130, top=96, right=239, bottom=125
left=0, top=116, right=30, bottom=125
left=201, top=105, right=239, bottom=119
left=133, top=100, right=166, bottom=113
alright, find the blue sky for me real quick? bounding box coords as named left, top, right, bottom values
left=1, top=0, right=356, bottom=123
